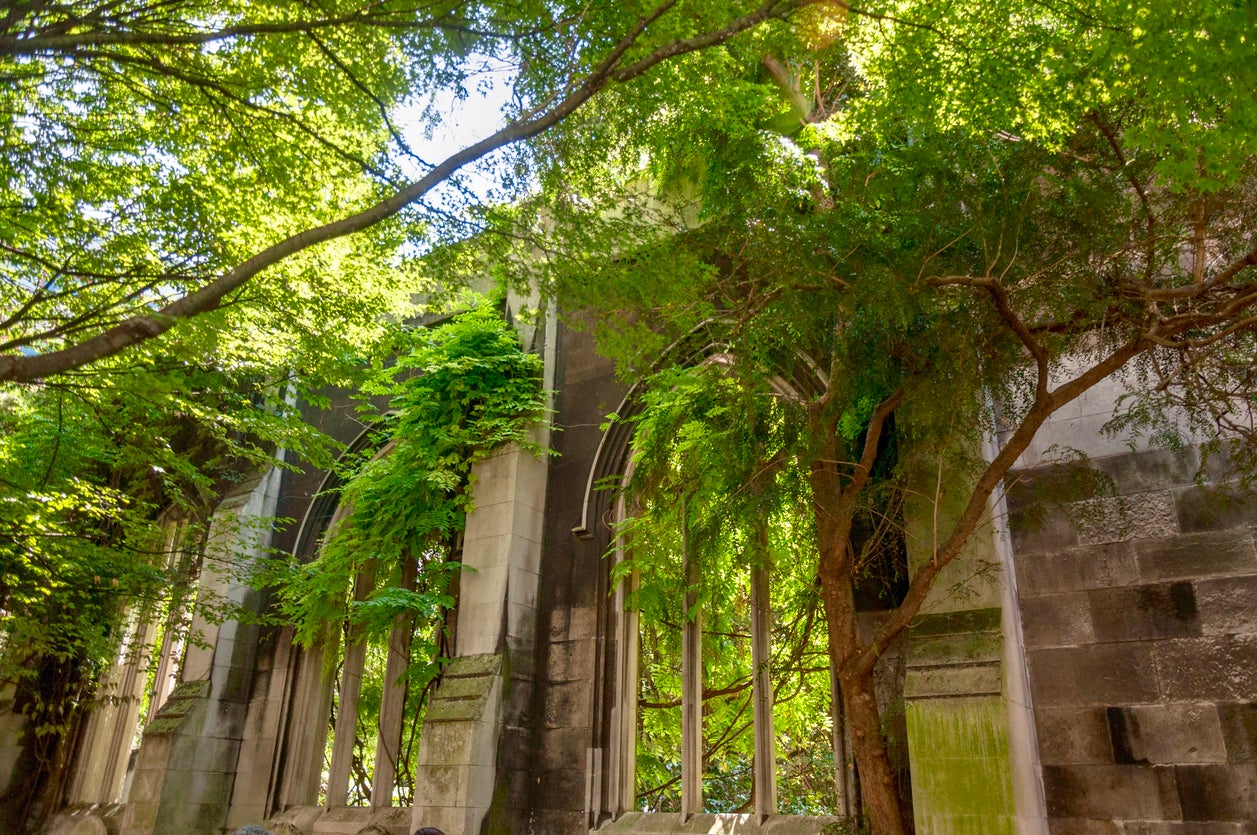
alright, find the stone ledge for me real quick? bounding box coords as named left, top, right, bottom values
left=906, top=631, right=1002, bottom=667
left=44, top=803, right=127, bottom=835
left=905, top=663, right=1002, bottom=699
left=142, top=678, right=210, bottom=736
left=593, top=812, right=850, bottom=834
left=909, top=608, right=1001, bottom=637
left=443, top=652, right=501, bottom=679
left=425, top=653, right=502, bottom=723
left=267, top=804, right=410, bottom=835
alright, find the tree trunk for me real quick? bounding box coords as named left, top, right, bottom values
left=809, top=410, right=908, bottom=835
left=0, top=653, right=84, bottom=833
left=817, top=561, right=908, bottom=835
left=840, top=666, right=906, bottom=835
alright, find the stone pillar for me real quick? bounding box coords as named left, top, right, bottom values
left=984, top=430, right=1050, bottom=835
left=678, top=505, right=704, bottom=822
left=903, top=609, right=1015, bottom=833
left=411, top=654, right=505, bottom=835
left=901, top=448, right=1018, bottom=834
left=118, top=467, right=282, bottom=835
left=411, top=440, right=548, bottom=835
left=65, top=611, right=156, bottom=805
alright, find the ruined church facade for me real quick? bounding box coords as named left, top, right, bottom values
left=24, top=302, right=1257, bottom=835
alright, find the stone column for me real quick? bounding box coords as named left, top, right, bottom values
left=119, top=466, right=282, bottom=835
left=66, top=611, right=155, bottom=805
left=901, top=447, right=1018, bottom=835
left=411, top=439, right=548, bottom=835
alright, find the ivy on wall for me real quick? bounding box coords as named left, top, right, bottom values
left=265, top=302, right=547, bottom=660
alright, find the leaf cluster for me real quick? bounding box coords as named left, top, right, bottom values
left=0, top=353, right=311, bottom=724
left=268, top=303, right=547, bottom=652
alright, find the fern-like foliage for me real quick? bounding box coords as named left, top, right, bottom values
left=269, top=302, right=547, bottom=659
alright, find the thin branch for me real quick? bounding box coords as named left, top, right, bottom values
left=305, top=28, right=431, bottom=167
left=984, top=278, right=1050, bottom=400
left=0, top=9, right=458, bottom=54
left=856, top=267, right=1257, bottom=676
left=839, top=385, right=906, bottom=506
left=1087, top=109, right=1156, bottom=282
left=75, top=46, right=398, bottom=183
left=854, top=330, right=1148, bottom=676
left=1142, top=244, right=1257, bottom=301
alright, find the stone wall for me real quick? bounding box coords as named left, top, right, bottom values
left=528, top=322, right=629, bottom=834
left=34, top=319, right=1257, bottom=834
left=1009, top=445, right=1257, bottom=831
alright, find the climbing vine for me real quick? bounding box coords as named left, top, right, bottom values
left=268, top=302, right=547, bottom=657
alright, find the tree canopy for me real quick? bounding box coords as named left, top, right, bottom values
left=0, top=0, right=825, bottom=383
left=489, top=1, right=1257, bottom=830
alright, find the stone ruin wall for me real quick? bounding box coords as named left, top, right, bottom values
left=26, top=331, right=1257, bottom=835
left=1006, top=382, right=1257, bottom=831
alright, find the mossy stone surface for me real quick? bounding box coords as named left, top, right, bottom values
left=906, top=695, right=1015, bottom=835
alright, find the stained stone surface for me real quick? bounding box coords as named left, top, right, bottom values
left=1011, top=443, right=1257, bottom=828
left=904, top=609, right=1015, bottom=835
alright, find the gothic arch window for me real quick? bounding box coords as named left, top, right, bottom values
left=582, top=351, right=908, bottom=828
left=274, top=435, right=460, bottom=811
left=609, top=480, right=846, bottom=823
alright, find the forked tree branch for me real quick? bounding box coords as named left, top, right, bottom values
left=854, top=263, right=1257, bottom=674
left=853, top=332, right=1147, bottom=675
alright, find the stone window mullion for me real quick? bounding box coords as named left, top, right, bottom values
left=680, top=500, right=703, bottom=822
left=326, top=568, right=375, bottom=807
left=609, top=488, right=639, bottom=818
left=370, top=555, right=417, bottom=807
left=750, top=560, right=776, bottom=822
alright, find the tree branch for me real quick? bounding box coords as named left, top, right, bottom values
left=0, top=0, right=811, bottom=383
left=841, top=386, right=905, bottom=504
left=0, top=7, right=460, bottom=55
left=854, top=331, right=1148, bottom=676
left=1087, top=109, right=1157, bottom=283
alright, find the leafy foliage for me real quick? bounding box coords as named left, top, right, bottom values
left=618, top=366, right=858, bottom=814
left=0, top=0, right=428, bottom=378
left=506, top=1, right=1257, bottom=829
left=268, top=303, right=547, bottom=655
left=0, top=0, right=825, bottom=383
left=0, top=352, right=337, bottom=823
left=0, top=357, right=329, bottom=683
left=1, top=2, right=828, bottom=828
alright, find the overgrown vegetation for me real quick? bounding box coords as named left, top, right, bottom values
left=255, top=304, right=546, bottom=804
left=267, top=303, right=546, bottom=655
left=3, top=1, right=1257, bottom=833
left=0, top=359, right=330, bottom=824
left=494, top=3, right=1257, bottom=830
left=620, top=367, right=848, bottom=814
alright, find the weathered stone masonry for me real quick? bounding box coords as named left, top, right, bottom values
left=1009, top=442, right=1257, bottom=831
left=26, top=323, right=1257, bottom=835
